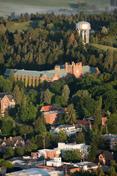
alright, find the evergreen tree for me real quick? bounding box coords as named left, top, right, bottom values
left=62, top=84, right=70, bottom=106
left=66, top=104, right=77, bottom=125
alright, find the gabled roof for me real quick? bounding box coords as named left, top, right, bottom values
left=0, top=93, right=14, bottom=101
left=40, top=105, right=54, bottom=112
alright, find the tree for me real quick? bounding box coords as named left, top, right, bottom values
left=76, top=132, right=85, bottom=144
left=66, top=104, right=77, bottom=124
left=15, top=147, right=25, bottom=156
left=108, top=166, right=117, bottom=176
left=13, top=85, right=25, bottom=105
left=4, top=147, right=14, bottom=159
left=0, top=116, right=15, bottom=136
left=96, top=167, right=105, bottom=176
left=18, top=100, right=37, bottom=123
left=17, top=124, right=33, bottom=136
left=104, top=49, right=114, bottom=71
left=108, top=113, right=117, bottom=134
left=94, top=96, right=102, bottom=131
left=42, top=89, right=53, bottom=104
left=88, top=129, right=101, bottom=162
left=58, top=131, right=67, bottom=143
left=34, top=117, right=47, bottom=149
left=62, top=84, right=70, bottom=106
left=62, top=150, right=82, bottom=163
left=101, top=26, right=108, bottom=35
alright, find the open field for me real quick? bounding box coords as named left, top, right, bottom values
left=0, top=0, right=110, bottom=7
left=0, top=0, right=110, bottom=17
left=91, top=43, right=117, bottom=51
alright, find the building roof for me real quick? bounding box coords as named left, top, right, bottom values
left=40, top=105, right=54, bottom=112
left=0, top=93, right=14, bottom=101
left=5, top=68, right=67, bottom=78
left=77, top=120, right=91, bottom=126
left=5, top=65, right=98, bottom=79
left=6, top=168, right=50, bottom=176
left=83, top=65, right=97, bottom=74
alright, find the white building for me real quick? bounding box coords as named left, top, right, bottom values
left=58, top=143, right=89, bottom=158
left=73, top=161, right=99, bottom=171
left=51, top=125, right=82, bottom=136
left=46, top=157, right=63, bottom=167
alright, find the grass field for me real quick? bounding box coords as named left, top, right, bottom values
left=92, top=43, right=117, bottom=51
left=0, top=0, right=110, bottom=7
left=0, top=0, right=110, bottom=17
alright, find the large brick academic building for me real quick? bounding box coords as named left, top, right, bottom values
left=5, top=62, right=99, bottom=87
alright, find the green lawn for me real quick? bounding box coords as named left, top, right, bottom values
left=0, top=0, right=110, bottom=8
left=91, top=43, right=117, bottom=51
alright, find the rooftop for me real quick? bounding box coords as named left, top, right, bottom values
left=5, top=65, right=98, bottom=78
left=6, top=168, right=50, bottom=176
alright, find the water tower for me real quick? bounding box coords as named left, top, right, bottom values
left=76, top=21, right=91, bottom=44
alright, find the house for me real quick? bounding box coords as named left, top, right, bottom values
left=66, top=162, right=98, bottom=174
left=77, top=119, right=92, bottom=129
left=40, top=105, right=64, bottom=125
left=38, top=149, right=61, bottom=159
left=40, top=105, right=55, bottom=112
left=51, top=125, right=82, bottom=136
left=0, top=136, right=25, bottom=149
left=46, top=157, right=62, bottom=167
left=74, top=162, right=99, bottom=172
left=0, top=93, right=15, bottom=116
left=31, top=152, right=40, bottom=160
left=5, top=62, right=99, bottom=87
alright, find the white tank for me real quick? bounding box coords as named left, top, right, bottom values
left=76, top=21, right=91, bottom=30
left=76, top=21, right=91, bottom=44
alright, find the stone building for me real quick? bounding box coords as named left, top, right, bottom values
left=5, top=62, right=99, bottom=87
left=0, top=93, right=15, bottom=116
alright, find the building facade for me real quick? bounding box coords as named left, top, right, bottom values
left=40, top=105, right=64, bottom=125
left=0, top=93, right=15, bottom=116
left=110, top=0, right=117, bottom=6
left=5, top=62, right=99, bottom=87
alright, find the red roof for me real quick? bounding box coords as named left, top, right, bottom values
left=40, top=105, right=54, bottom=112
left=78, top=120, right=90, bottom=126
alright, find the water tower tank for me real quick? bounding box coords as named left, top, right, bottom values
left=76, top=21, right=91, bottom=44
left=76, top=21, right=91, bottom=31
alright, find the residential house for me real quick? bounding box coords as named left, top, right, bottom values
left=46, top=157, right=62, bottom=167
left=51, top=125, right=82, bottom=136
left=0, top=93, right=15, bottom=116
left=77, top=119, right=92, bottom=129
left=38, top=149, right=60, bottom=160
left=40, top=105, right=64, bottom=125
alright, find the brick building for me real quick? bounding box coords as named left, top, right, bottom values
left=0, top=93, right=15, bottom=116
left=5, top=62, right=99, bottom=87
left=40, top=105, right=64, bottom=125
left=38, top=149, right=60, bottom=159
